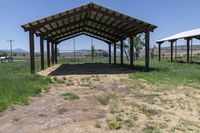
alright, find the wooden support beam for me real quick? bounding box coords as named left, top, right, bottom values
left=170, top=41, right=174, bottom=62
left=109, top=43, right=111, bottom=64
left=114, top=42, right=116, bottom=64
left=191, top=39, right=193, bottom=62
left=158, top=43, right=161, bottom=61
left=40, top=37, right=45, bottom=70
left=175, top=41, right=177, bottom=62
left=120, top=40, right=124, bottom=65
left=130, top=36, right=134, bottom=67
left=47, top=40, right=50, bottom=67
left=51, top=43, right=55, bottom=65
left=55, top=44, right=58, bottom=64
left=29, top=31, right=35, bottom=74
left=186, top=38, right=190, bottom=63
left=145, top=31, right=150, bottom=71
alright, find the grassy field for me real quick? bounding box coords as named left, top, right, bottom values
left=0, top=60, right=50, bottom=112
left=0, top=57, right=199, bottom=112
left=131, top=59, right=200, bottom=86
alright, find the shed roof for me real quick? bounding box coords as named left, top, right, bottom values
left=22, top=2, right=157, bottom=43
left=157, top=28, right=200, bottom=43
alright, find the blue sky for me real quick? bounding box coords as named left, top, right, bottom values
left=0, top=0, right=200, bottom=52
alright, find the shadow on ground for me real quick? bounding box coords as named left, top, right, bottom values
left=48, top=63, right=155, bottom=76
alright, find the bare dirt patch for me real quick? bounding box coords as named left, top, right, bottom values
left=0, top=65, right=200, bottom=133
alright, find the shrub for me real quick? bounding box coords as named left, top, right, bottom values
left=107, top=119, right=122, bottom=130
left=96, top=93, right=117, bottom=105
left=95, top=121, right=101, bottom=128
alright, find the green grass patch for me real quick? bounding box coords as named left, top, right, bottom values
left=0, top=60, right=50, bottom=112
left=130, top=59, right=200, bottom=85
left=61, top=92, right=80, bottom=100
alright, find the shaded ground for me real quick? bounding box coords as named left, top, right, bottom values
left=0, top=64, right=200, bottom=133
left=48, top=64, right=135, bottom=76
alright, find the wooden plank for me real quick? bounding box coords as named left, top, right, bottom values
left=40, top=37, right=45, bottom=70
left=145, top=31, right=150, bottom=71
left=46, top=25, right=120, bottom=40
left=29, top=31, right=35, bottom=74
left=23, top=6, right=90, bottom=31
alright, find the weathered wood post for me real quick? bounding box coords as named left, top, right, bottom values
left=40, top=37, right=44, bottom=70
left=47, top=40, right=50, bottom=67
left=186, top=38, right=190, bottom=63
left=114, top=42, right=116, bottom=64
left=130, top=36, right=134, bottom=68
left=120, top=40, right=124, bottom=65
left=55, top=43, right=58, bottom=64
left=29, top=31, right=35, bottom=74
left=170, top=41, right=174, bottom=62
left=158, top=43, right=161, bottom=61
left=109, top=43, right=111, bottom=64
left=145, top=31, right=150, bottom=71
left=51, top=43, right=55, bottom=65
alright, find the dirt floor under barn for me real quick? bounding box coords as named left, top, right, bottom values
left=0, top=64, right=200, bottom=133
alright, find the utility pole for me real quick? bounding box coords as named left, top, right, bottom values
left=7, top=40, right=14, bottom=57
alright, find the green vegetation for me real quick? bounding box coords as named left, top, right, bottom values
left=0, top=60, right=50, bottom=112
left=94, top=121, right=101, bottom=128
left=107, top=119, right=122, bottom=130
left=61, top=92, right=80, bottom=100
left=57, top=107, right=68, bottom=114
left=96, top=93, right=117, bottom=105
left=131, top=59, right=200, bottom=85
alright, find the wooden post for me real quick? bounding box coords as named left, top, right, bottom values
left=145, top=31, right=150, bottom=71
left=130, top=36, right=134, bottom=67
left=114, top=42, right=116, bottom=64
left=191, top=39, right=193, bottom=62
left=40, top=37, right=44, bottom=70
left=158, top=43, right=161, bottom=61
left=55, top=43, right=58, bottom=64
left=109, top=43, right=111, bottom=64
left=170, top=41, right=174, bottom=62
left=47, top=40, right=50, bottom=67
left=175, top=41, right=177, bottom=62
left=51, top=43, right=55, bottom=65
left=120, top=40, right=123, bottom=65
left=186, top=38, right=190, bottom=63
left=29, top=31, right=35, bottom=74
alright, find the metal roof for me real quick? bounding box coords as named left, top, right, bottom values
left=157, top=28, right=200, bottom=43
left=22, top=2, right=157, bottom=43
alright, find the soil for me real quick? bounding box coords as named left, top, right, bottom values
left=0, top=64, right=200, bottom=133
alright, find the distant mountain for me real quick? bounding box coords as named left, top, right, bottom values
left=0, top=48, right=28, bottom=53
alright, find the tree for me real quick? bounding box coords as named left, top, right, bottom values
left=132, top=34, right=145, bottom=60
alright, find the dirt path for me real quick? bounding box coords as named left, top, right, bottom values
left=0, top=65, right=200, bottom=133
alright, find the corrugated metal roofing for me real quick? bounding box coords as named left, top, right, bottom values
left=157, top=28, right=200, bottom=43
